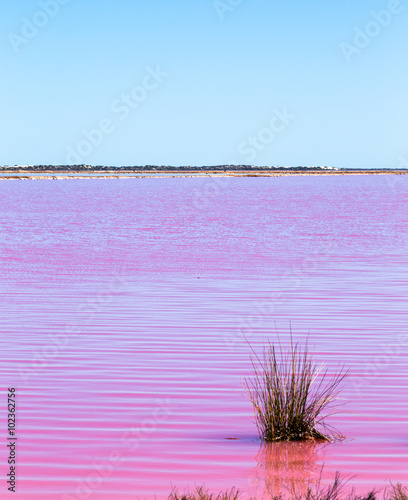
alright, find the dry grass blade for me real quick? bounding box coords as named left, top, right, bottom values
left=168, top=485, right=241, bottom=500
left=243, top=334, right=349, bottom=442
left=166, top=478, right=408, bottom=500
left=388, top=483, right=408, bottom=500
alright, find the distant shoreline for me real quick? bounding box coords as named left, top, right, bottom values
left=0, top=165, right=407, bottom=180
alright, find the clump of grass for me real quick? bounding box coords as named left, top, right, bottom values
left=291, top=474, right=407, bottom=500
left=284, top=471, right=376, bottom=500
left=388, top=484, right=408, bottom=500
left=243, top=334, right=349, bottom=442
left=168, top=485, right=241, bottom=500
left=167, top=480, right=408, bottom=500
left=291, top=471, right=348, bottom=500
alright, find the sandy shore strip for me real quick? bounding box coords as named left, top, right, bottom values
left=0, top=169, right=407, bottom=180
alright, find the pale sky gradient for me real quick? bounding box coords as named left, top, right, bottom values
left=1, top=0, right=407, bottom=168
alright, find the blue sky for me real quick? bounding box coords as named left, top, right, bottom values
left=0, top=0, right=407, bottom=168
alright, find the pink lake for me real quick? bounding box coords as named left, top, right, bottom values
left=0, top=175, right=407, bottom=499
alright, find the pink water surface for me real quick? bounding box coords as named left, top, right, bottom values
left=0, top=175, right=407, bottom=499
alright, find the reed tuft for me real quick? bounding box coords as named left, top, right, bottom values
left=243, top=334, right=349, bottom=442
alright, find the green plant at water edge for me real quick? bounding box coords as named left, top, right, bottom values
left=167, top=479, right=408, bottom=500
left=282, top=474, right=407, bottom=500
left=168, top=485, right=240, bottom=500
left=242, top=335, right=349, bottom=442
left=290, top=479, right=408, bottom=500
